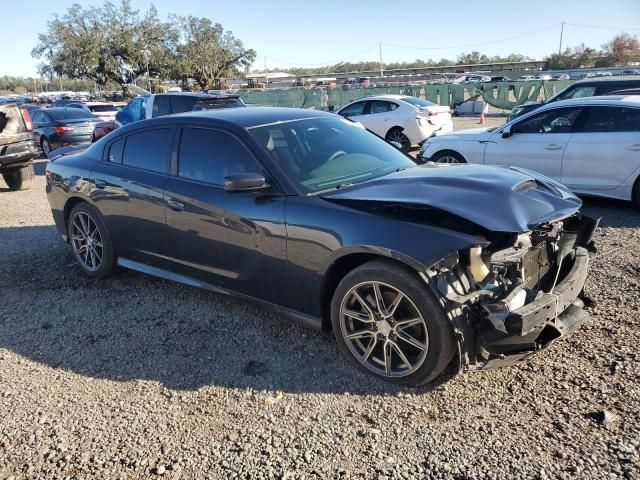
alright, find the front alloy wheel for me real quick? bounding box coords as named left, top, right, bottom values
left=331, top=260, right=455, bottom=386
left=339, top=281, right=429, bottom=377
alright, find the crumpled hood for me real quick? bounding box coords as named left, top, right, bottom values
left=321, top=164, right=582, bottom=232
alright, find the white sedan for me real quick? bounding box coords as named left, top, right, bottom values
left=336, top=94, right=452, bottom=151
left=66, top=102, right=119, bottom=122
left=419, top=95, right=640, bottom=206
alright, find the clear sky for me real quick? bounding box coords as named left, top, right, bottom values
left=1, top=0, right=639, bottom=77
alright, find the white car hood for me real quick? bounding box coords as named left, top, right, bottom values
left=431, top=127, right=494, bottom=141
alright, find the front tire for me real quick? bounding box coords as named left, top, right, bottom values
left=431, top=150, right=465, bottom=164
left=67, top=202, right=115, bottom=278
left=385, top=128, right=411, bottom=152
left=331, top=259, right=455, bottom=386
left=2, top=163, right=34, bottom=191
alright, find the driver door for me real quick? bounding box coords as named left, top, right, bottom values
left=484, top=107, right=585, bottom=181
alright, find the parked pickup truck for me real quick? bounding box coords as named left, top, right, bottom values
left=0, top=102, right=38, bottom=190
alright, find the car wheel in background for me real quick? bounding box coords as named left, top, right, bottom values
left=431, top=150, right=466, bottom=164
left=41, top=138, right=52, bottom=156
left=330, top=259, right=455, bottom=387
left=67, top=202, right=115, bottom=278
left=2, top=164, right=34, bottom=191
left=385, top=128, right=411, bottom=152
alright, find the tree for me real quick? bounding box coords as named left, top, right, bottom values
left=32, top=1, right=176, bottom=94
left=171, top=15, right=256, bottom=90
left=456, top=51, right=489, bottom=65
left=597, top=33, right=640, bottom=67
left=544, top=44, right=597, bottom=70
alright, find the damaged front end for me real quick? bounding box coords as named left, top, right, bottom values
left=426, top=213, right=599, bottom=371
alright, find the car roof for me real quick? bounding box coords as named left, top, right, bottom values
left=571, top=76, right=640, bottom=85
left=546, top=95, right=640, bottom=108
left=84, top=102, right=116, bottom=107
left=154, top=92, right=240, bottom=99
left=121, top=107, right=336, bottom=131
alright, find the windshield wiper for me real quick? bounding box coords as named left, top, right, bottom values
left=307, top=183, right=354, bottom=196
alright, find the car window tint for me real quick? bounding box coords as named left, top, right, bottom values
left=152, top=96, right=171, bottom=117
left=169, top=96, right=195, bottom=114
left=512, top=108, right=583, bottom=134
left=583, top=107, right=640, bottom=132
left=194, top=98, right=244, bottom=110
left=178, top=128, right=260, bottom=186
left=558, top=86, right=596, bottom=100
left=108, top=138, right=125, bottom=164
left=47, top=109, right=96, bottom=121
left=31, top=111, right=44, bottom=123
left=122, top=128, right=172, bottom=173
left=370, top=101, right=397, bottom=114
left=339, top=102, right=366, bottom=117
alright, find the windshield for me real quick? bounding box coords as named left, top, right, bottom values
left=89, top=104, right=117, bottom=113
left=48, top=109, right=98, bottom=121
left=249, top=117, right=415, bottom=194
left=401, top=97, right=436, bottom=108
left=194, top=98, right=244, bottom=110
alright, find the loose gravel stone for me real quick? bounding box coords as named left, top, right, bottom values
left=0, top=153, right=638, bottom=479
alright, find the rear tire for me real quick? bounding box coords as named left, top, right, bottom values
left=67, top=202, right=115, bottom=278
left=2, top=163, right=34, bottom=191
left=385, top=128, right=411, bottom=152
left=431, top=150, right=465, bottom=164
left=331, top=259, right=455, bottom=387
left=41, top=138, right=52, bottom=156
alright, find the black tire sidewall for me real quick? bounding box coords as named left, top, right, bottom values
left=2, top=164, right=34, bottom=191
left=386, top=128, right=411, bottom=152
left=330, top=260, right=455, bottom=387
left=41, top=138, right=51, bottom=155
left=68, top=202, right=115, bottom=278
left=433, top=150, right=465, bottom=163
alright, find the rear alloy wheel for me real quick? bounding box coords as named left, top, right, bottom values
left=68, top=203, right=115, bottom=278
left=431, top=150, right=465, bottom=164
left=331, top=260, right=455, bottom=386
left=2, top=163, right=34, bottom=191
left=41, top=138, right=52, bottom=156
left=385, top=128, right=411, bottom=152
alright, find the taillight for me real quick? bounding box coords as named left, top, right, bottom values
left=53, top=125, right=74, bottom=134
left=20, top=107, right=32, bottom=132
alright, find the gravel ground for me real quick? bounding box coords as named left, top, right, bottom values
left=1, top=122, right=639, bottom=479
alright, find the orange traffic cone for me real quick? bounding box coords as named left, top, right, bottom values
left=479, top=111, right=486, bottom=125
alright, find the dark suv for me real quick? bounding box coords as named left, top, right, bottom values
left=0, top=102, right=38, bottom=190
left=509, top=77, right=640, bottom=120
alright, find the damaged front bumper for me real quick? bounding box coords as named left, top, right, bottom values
left=472, top=247, right=590, bottom=370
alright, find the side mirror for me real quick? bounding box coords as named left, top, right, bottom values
left=501, top=125, right=512, bottom=138
left=389, top=140, right=403, bottom=149
left=224, top=172, right=268, bottom=192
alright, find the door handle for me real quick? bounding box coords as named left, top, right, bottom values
left=544, top=144, right=562, bottom=151
left=166, top=199, right=184, bottom=211
left=626, top=144, right=640, bottom=151
left=94, top=179, right=106, bottom=189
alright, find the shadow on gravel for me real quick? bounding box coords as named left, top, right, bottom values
left=580, top=197, right=640, bottom=228
left=0, top=225, right=451, bottom=395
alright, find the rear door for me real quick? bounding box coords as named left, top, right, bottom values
left=162, top=125, right=288, bottom=303
left=484, top=107, right=584, bottom=181
left=91, top=126, right=174, bottom=264
left=365, top=100, right=400, bottom=137
left=561, top=106, right=640, bottom=191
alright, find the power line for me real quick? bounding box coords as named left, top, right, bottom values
left=383, top=24, right=561, bottom=50
left=265, top=44, right=380, bottom=67
left=565, top=22, right=640, bottom=31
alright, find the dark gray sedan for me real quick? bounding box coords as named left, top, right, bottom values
left=31, top=108, right=101, bottom=155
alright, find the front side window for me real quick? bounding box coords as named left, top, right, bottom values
left=512, top=107, right=583, bottom=134
left=121, top=128, right=172, bottom=173
left=249, top=117, right=415, bottom=194
left=178, top=128, right=261, bottom=186
left=339, top=101, right=366, bottom=117
left=582, top=107, right=640, bottom=133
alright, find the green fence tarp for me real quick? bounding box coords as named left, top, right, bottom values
left=238, top=80, right=576, bottom=111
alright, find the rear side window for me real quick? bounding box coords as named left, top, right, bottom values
left=108, top=138, right=125, bottom=163
left=178, top=127, right=261, bottom=186
left=122, top=128, right=172, bottom=173
left=556, top=86, right=596, bottom=100
left=582, top=107, right=640, bottom=133
left=169, top=96, right=196, bottom=114
left=369, top=101, right=398, bottom=114
left=152, top=96, right=171, bottom=117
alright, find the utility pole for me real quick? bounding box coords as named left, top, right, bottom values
left=558, top=21, right=565, bottom=55
left=379, top=43, right=384, bottom=79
